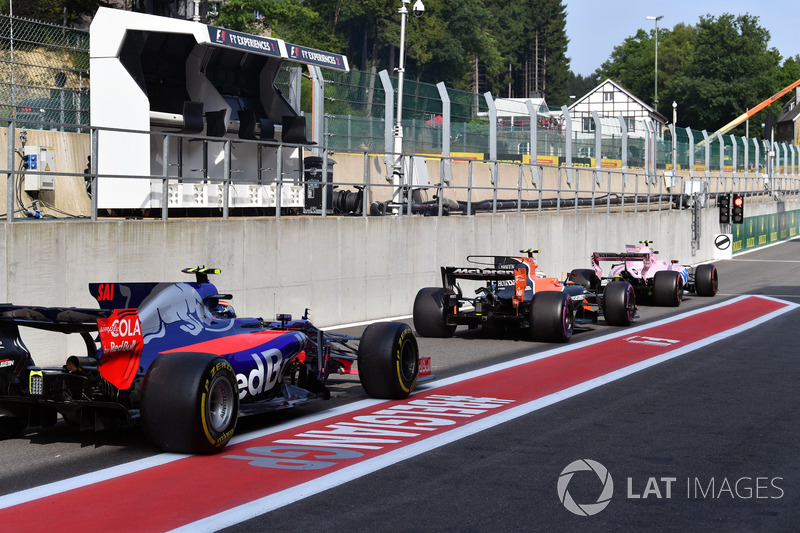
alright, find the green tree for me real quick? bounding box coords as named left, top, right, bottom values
left=418, top=0, right=503, bottom=92
left=597, top=23, right=695, bottom=115
left=776, top=55, right=800, bottom=109
left=596, top=29, right=657, bottom=107
left=567, top=71, right=598, bottom=100
left=1, top=0, right=110, bottom=25
left=534, top=0, right=569, bottom=105
left=671, top=13, right=781, bottom=133
left=213, top=0, right=325, bottom=46
left=484, top=0, right=569, bottom=103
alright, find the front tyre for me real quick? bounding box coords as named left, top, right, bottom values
left=603, top=281, right=636, bottom=326
left=530, top=291, right=574, bottom=343
left=653, top=271, right=683, bottom=307
left=694, top=264, right=718, bottom=296
left=358, top=322, right=419, bottom=399
left=413, top=287, right=456, bottom=338
left=141, top=352, right=238, bottom=454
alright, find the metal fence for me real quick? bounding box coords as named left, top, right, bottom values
left=0, top=13, right=796, bottom=178
left=0, top=14, right=798, bottom=226
left=0, top=14, right=90, bottom=132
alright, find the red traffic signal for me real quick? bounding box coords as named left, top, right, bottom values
left=731, top=194, right=744, bottom=224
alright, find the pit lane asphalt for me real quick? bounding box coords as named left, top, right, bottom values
left=2, top=239, right=799, bottom=532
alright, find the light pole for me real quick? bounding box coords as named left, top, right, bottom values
left=391, top=0, right=424, bottom=209
left=646, top=15, right=663, bottom=111
left=672, top=101, right=677, bottom=171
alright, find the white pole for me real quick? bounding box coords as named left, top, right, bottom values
left=10, top=0, right=15, bottom=117
left=391, top=0, right=410, bottom=209
left=646, top=15, right=663, bottom=110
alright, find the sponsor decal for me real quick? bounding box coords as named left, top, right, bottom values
left=418, top=356, right=432, bottom=377
left=287, top=44, right=348, bottom=71
left=96, top=283, right=115, bottom=301
left=207, top=26, right=281, bottom=57
left=624, top=335, right=679, bottom=347
left=451, top=268, right=514, bottom=276
left=224, top=395, right=515, bottom=468
left=96, top=309, right=143, bottom=389
left=236, top=348, right=285, bottom=400
left=0, top=359, right=12, bottom=368
left=514, top=266, right=528, bottom=308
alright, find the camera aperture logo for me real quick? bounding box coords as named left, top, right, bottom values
left=558, top=460, right=785, bottom=517
left=557, top=459, right=614, bottom=516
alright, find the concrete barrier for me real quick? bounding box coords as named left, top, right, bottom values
left=5, top=199, right=797, bottom=367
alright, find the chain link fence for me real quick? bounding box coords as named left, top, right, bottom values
left=0, top=14, right=90, bottom=132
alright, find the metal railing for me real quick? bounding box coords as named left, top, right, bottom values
left=3, top=118, right=798, bottom=222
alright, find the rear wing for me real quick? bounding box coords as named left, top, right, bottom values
left=591, top=252, right=653, bottom=263
left=0, top=305, right=111, bottom=333
left=0, top=305, right=112, bottom=371
left=441, top=266, right=517, bottom=291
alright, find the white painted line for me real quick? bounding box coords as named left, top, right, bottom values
left=171, top=296, right=799, bottom=532
left=2, top=296, right=796, bottom=520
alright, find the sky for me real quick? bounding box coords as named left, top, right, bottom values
left=565, top=0, right=800, bottom=76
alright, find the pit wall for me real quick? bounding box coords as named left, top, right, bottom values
left=3, top=199, right=797, bottom=367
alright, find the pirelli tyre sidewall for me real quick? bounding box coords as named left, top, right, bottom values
left=602, top=280, right=636, bottom=326
left=358, top=322, right=419, bottom=399
left=141, top=352, right=239, bottom=454
left=530, top=290, right=574, bottom=343
left=694, top=263, right=719, bottom=296
left=653, top=270, right=683, bottom=307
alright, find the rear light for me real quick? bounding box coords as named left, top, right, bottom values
left=20, top=107, right=32, bottom=112
left=29, top=370, right=43, bottom=395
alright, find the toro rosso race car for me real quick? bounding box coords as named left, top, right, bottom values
left=413, top=250, right=636, bottom=343
left=569, top=241, right=719, bottom=308
left=0, top=268, right=425, bottom=454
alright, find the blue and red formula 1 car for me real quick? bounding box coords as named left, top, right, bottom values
left=0, top=268, right=425, bottom=454
left=569, top=241, right=719, bottom=308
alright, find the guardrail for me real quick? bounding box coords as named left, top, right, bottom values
left=3, top=118, right=798, bottom=222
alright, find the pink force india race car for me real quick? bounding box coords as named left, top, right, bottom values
left=568, top=240, right=719, bottom=309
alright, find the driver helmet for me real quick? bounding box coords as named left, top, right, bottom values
left=210, top=300, right=236, bottom=319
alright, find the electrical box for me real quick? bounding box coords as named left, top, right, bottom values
left=23, top=146, right=56, bottom=192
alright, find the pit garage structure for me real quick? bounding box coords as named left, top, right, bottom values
left=89, top=7, right=349, bottom=213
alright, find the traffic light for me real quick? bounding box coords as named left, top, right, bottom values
left=718, top=194, right=731, bottom=224
left=731, top=195, right=744, bottom=224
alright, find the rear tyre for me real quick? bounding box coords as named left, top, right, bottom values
left=141, top=352, right=238, bottom=454
left=569, top=269, right=600, bottom=290
left=530, top=291, right=574, bottom=343
left=695, top=264, right=718, bottom=296
left=413, top=287, right=456, bottom=338
left=358, top=322, right=419, bottom=399
left=603, top=281, right=636, bottom=326
left=653, top=271, right=683, bottom=307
